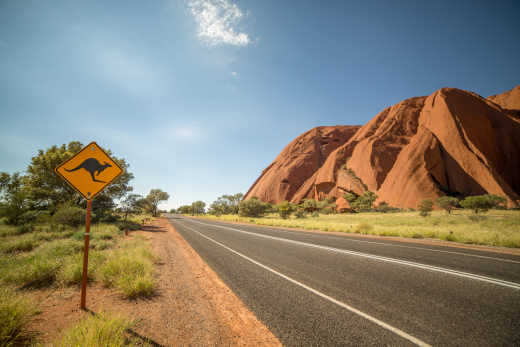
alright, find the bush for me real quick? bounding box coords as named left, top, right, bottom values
left=53, top=205, right=88, bottom=227
left=460, top=194, right=507, bottom=214
left=435, top=196, right=458, bottom=214
left=418, top=199, right=433, bottom=217
left=15, top=224, right=34, bottom=235
left=276, top=201, right=293, bottom=219
left=311, top=211, right=319, bottom=218
left=0, top=287, right=36, bottom=346
left=4, top=255, right=61, bottom=288
left=294, top=209, right=306, bottom=219
left=239, top=197, right=268, bottom=218
left=321, top=207, right=334, bottom=215
left=1, top=237, right=38, bottom=254
left=55, top=312, right=138, bottom=347
left=100, top=249, right=156, bottom=298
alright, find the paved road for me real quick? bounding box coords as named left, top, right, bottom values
left=167, top=216, right=520, bottom=346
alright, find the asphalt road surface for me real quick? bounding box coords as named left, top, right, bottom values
left=167, top=215, right=520, bottom=346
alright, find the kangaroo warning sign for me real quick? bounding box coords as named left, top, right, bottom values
left=54, top=142, right=123, bottom=200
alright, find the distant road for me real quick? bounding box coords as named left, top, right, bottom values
left=167, top=215, right=520, bottom=346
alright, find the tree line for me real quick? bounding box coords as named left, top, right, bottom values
left=0, top=141, right=169, bottom=227
left=173, top=190, right=511, bottom=219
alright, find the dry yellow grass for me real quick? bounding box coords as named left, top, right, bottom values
left=199, top=210, right=520, bottom=248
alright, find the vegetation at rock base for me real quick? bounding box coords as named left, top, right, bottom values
left=276, top=201, right=294, bottom=219
left=460, top=194, right=507, bottom=214
left=418, top=199, right=434, bottom=217
left=198, top=209, right=520, bottom=248
left=238, top=197, right=269, bottom=217
left=435, top=196, right=459, bottom=214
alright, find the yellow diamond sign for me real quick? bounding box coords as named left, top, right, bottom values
left=54, top=142, right=123, bottom=200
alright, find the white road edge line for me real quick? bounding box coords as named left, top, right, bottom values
left=187, top=219, right=520, bottom=290
left=200, top=219, right=520, bottom=264
left=179, top=222, right=432, bottom=347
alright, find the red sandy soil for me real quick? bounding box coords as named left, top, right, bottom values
left=26, top=218, right=281, bottom=346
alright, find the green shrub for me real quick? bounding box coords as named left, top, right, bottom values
left=460, top=194, right=507, bottom=214
left=55, top=312, right=138, bottom=347
left=311, top=211, right=319, bottom=218
left=0, top=287, right=36, bottom=346
left=0, top=237, right=38, bottom=254
left=53, top=205, right=87, bottom=227
left=117, top=275, right=157, bottom=299
left=418, top=199, right=433, bottom=217
left=276, top=201, right=293, bottom=219
left=444, top=232, right=457, bottom=242
left=435, top=196, right=458, bottom=214
left=16, top=224, right=34, bottom=235
left=294, top=209, right=306, bottom=219
left=100, top=249, right=156, bottom=298
left=58, top=252, right=105, bottom=286
left=4, top=255, right=61, bottom=288
left=321, top=207, right=334, bottom=215
left=238, top=197, right=268, bottom=217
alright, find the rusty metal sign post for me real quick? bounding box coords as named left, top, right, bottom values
left=54, top=142, right=123, bottom=309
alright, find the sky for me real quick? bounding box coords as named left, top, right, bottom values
left=1, top=0, right=519, bottom=210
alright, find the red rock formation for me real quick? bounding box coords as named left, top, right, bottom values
left=488, top=85, right=520, bottom=110
left=487, top=85, right=520, bottom=121
left=246, top=86, right=520, bottom=208
left=244, top=126, right=361, bottom=203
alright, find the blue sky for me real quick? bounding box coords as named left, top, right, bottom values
left=1, top=0, right=519, bottom=210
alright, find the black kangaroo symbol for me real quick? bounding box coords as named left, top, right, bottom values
left=65, top=158, right=112, bottom=183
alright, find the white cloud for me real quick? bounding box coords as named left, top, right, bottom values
left=188, top=0, right=250, bottom=46
left=231, top=71, right=237, bottom=77
left=171, top=124, right=203, bottom=142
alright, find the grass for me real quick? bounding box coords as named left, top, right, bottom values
left=198, top=210, right=520, bottom=248
left=54, top=312, right=146, bottom=347
left=0, top=287, right=36, bottom=346
left=0, top=215, right=157, bottom=345
left=100, top=239, right=158, bottom=299
left=0, top=221, right=156, bottom=291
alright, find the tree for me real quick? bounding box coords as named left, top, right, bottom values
left=177, top=205, right=193, bottom=214
left=120, top=194, right=142, bottom=222
left=276, top=201, right=293, bottom=219
left=343, top=192, right=357, bottom=204
left=460, top=194, right=507, bottom=214
left=0, top=172, right=31, bottom=225
left=191, top=201, right=206, bottom=214
left=435, top=196, right=458, bottom=214
left=352, top=191, right=378, bottom=211
left=24, top=141, right=134, bottom=212
left=302, top=199, right=318, bottom=213
left=146, top=189, right=170, bottom=217
left=239, top=197, right=268, bottom=217
left=208, top=193, right=243, bottom=215
left=418, top=199, right=433, bottom=217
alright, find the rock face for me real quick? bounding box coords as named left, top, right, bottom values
left=244, top=126, right=361, bottom=203
left=245, top=86, right=520, bottom=208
